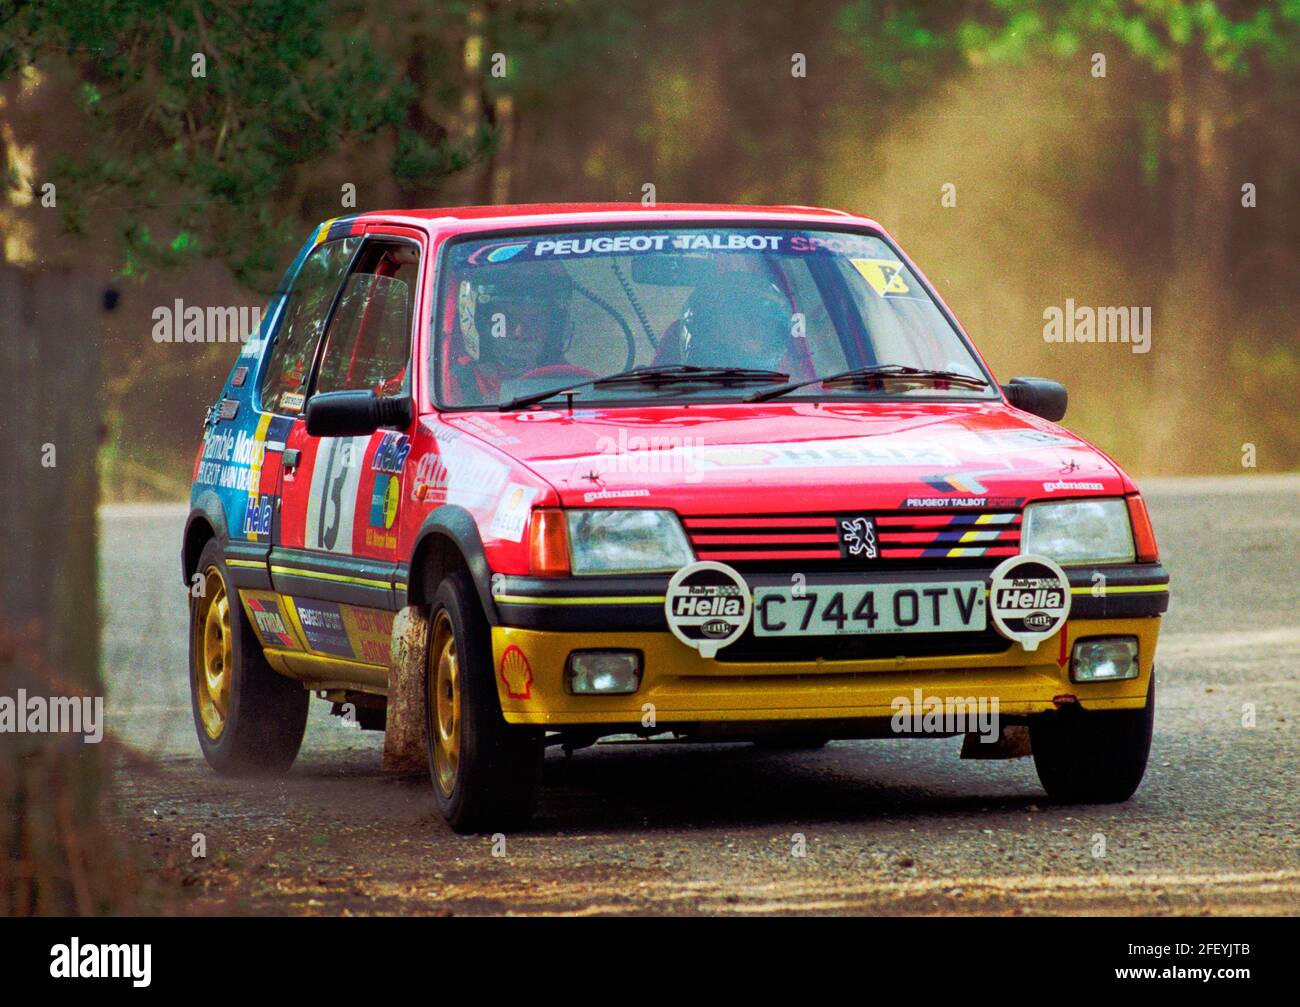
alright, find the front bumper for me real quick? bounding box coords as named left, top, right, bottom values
left=489, top=564, right=1167, bottom=727
left=493, top=619, right=1161, bottom=728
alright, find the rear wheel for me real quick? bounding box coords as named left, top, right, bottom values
left=424, top=571, right=543, bottom=833
left=188, top=539, right=308, bottom=775
left=1030, top=674, right=1155, bottom=804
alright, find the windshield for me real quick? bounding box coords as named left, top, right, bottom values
left=432, top=226, right=993, bottom=408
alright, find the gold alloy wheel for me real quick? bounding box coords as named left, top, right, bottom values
left=193, top=564, right=232, bottom=740
left=428, top=609, right=461, bottom=798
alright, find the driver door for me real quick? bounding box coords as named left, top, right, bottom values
left=269, top=230, right=423, bottom=668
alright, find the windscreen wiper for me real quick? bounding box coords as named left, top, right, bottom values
left=595, top=364, right=789, bottom=387
left=498, top=364, right=789, bottom=411
left=748, top=363, right=989, bottom=402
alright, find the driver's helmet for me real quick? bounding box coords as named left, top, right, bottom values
left=680, top=272, right=790, bottom=372
left=457, top=262, right=573, bottom=378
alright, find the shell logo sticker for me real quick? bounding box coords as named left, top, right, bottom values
left=499, top=644, right=533, bottom=700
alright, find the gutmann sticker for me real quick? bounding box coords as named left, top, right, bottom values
left=664, top=561, right=752, bottom=659
left=988, top=554, right=1072, bottom=650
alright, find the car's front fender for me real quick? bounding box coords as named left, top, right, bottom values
left=404, top=504, right=500, bottom=624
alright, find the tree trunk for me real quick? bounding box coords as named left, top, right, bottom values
left=0, top=263, right=114, bottom=914
left=1158, top=47, right=1233, bottom=465
left=1166, top=47, right=1233, bottom=302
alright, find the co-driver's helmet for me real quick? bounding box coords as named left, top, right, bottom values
left=680, top=272, right=790, bottom=372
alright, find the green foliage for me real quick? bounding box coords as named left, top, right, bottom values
left=489, top=0, right=644, bottom=104
left=964, top=0, right=1298, bottom=74
left=393, top=124, right=497, bottom=191
left=836, top=0, right=1299, bottom=79
left=836, top=1, right=965, bottom=89
left=0, top=0, right=490, bottom=286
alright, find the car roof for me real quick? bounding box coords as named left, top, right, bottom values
left=346, top=202, right=882, bottom=233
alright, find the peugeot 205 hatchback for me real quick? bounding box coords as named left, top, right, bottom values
left=183, top=204, right=1169, bottom=832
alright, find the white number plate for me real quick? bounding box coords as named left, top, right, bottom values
left=753, top=581, right=986, bottom=637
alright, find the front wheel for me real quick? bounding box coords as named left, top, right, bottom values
left=1029, top=674, right=1155, bottom=804
left=424, top=571, right=543, bottom=833
left=188, top=539, right=308, bottom=775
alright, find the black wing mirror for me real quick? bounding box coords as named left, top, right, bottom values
left=1001, top=377, right=1068, bottom=422
left=305, top=390, right=413, bottom=437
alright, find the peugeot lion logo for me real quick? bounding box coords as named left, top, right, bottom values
left=838, top=516, right=878, bottom=559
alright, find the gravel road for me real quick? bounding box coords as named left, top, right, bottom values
left=100, top=475, right=1300, bottom=915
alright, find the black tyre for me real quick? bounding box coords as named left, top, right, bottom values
left=1030, top=673, right=1155, bottom=804
left=189, top=539, right=308, bottom=775
left=424, top=570, right=544, bottom=833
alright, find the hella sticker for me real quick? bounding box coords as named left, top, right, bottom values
left=664, top=561, right=752, bottom=659
left=372, top=431, right=410, bottom=474
left=242, top=494, right=274, bottom=540
left=988, top=554, right=1072, bottom=650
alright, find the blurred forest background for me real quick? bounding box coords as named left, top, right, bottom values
left=3, top=0, right=1298, bottom=497
left=0, top=0, right=1295, bottom=916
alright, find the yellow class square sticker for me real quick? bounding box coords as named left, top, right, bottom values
left=850, top=258, right=910, bottom=297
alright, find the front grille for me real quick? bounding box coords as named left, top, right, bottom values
left=717, top=626, right=1011, bottom=664
left=684, top=509, right=1022, bottom=572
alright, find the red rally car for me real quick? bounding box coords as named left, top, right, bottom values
left=184, top=203, right=1169, bottom=832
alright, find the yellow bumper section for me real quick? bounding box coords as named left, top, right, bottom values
left=492, top=617, right=1159, bottom=726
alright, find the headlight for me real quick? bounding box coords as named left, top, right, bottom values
left=1021, top=498, right=1135, bottom=565
left=566, top=509, right=694, bottom=575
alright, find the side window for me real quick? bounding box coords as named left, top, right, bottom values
left=315, top=241, right=418, bottom=398
left=260, top=237, right=360, bottom=413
